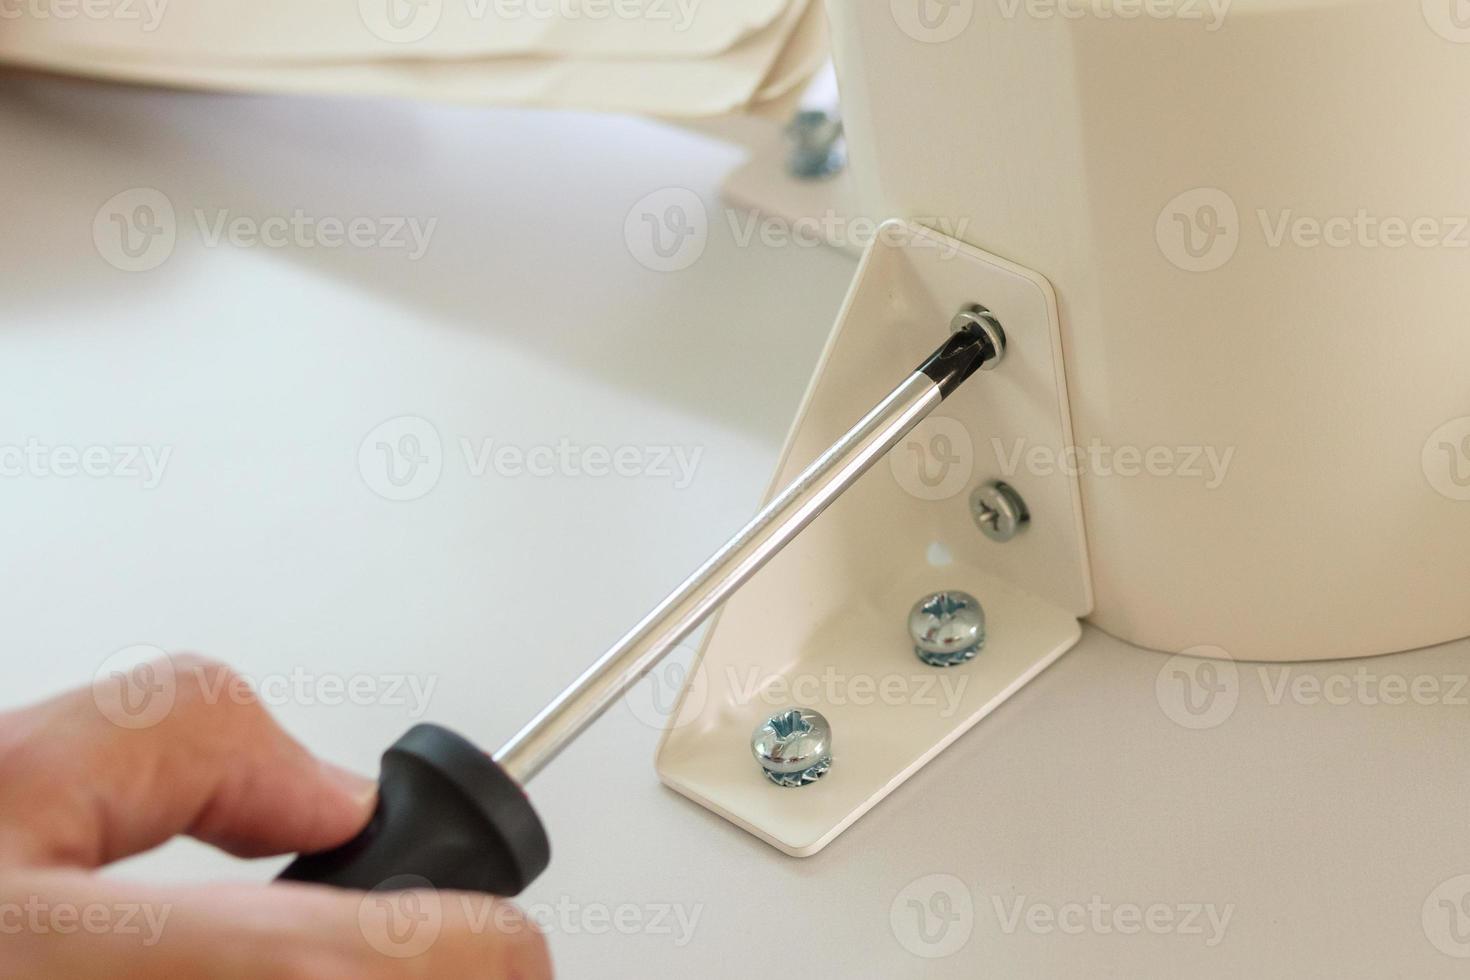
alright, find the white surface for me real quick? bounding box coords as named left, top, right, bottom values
left=4, top=72, right=1470, bottom=978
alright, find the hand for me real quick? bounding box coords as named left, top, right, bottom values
left=0, top=655, right=551, bottom=979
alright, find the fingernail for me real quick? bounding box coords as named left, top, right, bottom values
left=323, top=761, right=378, bottom=810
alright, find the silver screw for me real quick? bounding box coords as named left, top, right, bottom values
left=786, top=109, right=846, bottom=180
left=751, top=707, right=833, bottom=787
left=909, top=591, right=986, bottom=667
left=971, top=481, right=1029, bottom=543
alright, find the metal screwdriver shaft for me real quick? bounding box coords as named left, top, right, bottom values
left=493, top=310, right=1005, bottom=785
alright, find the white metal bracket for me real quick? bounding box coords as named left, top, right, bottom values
left=656, top=221, right=1093, bottom=856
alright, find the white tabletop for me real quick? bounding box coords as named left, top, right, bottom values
left=3, top=71, right=1469, bottom=979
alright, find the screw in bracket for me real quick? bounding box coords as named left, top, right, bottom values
left=908, top=591, right=987, bottom=667
left=751, top=707, right=833, bottom=787
left=785, top=109, right=846, bottom=181
left=971, top=481, right=1030, bottom=543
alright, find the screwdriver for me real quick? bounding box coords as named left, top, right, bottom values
left=277, top=308, right=1005, bottom=896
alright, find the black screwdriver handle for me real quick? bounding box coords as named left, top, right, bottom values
left=277, top=724, right=550, bottom=896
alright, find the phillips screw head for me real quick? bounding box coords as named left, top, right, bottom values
left=751, top=707, right=833, bottom=787
left=909, top=591, right=986, bottom=667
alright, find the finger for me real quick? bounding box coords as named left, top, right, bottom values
left=0, top=655, right=377, bottom=868
left=0, top=869, right=552, bottom=980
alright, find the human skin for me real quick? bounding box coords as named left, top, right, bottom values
left=0, top=655, right=552, bottom=979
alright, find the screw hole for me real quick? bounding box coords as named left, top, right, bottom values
left=926, top=541, right=955, bottom=568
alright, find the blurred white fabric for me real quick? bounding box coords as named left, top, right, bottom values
left=0, top=0, right=825, bottom=116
